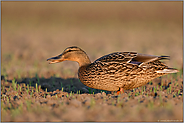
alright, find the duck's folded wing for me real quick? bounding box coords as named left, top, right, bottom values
left=94, top=52, right=169, bottom=65
left=94, top=52, right=178, bottom=74
left=94, top=52, right=138, bottom=63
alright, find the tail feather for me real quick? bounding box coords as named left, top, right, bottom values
left=156, top=68, right=179, bottom=73
left=159, top=56, right=170, bottom=60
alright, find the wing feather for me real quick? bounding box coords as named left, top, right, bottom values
left=94, top=52, right=137, bottom=63
left=94, top=52, right=170, bottom=65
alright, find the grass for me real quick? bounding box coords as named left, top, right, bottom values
left=90, top=98, right=96, bottom=107
left=2, top=85, right=5, bottom=93
left=18, top=84, right=21, bottom=92
left=153, top=87, right=156, bottom=93
left=173, top=93, right=176, bottom=98
left=146, top=93, right=148, bottom=97
left=60, top=82, right=63, bottom=88
left=29, top=80, right=32, bottom=87
left=128, top=92, right=131, bottom=97
left=67, top=85, right=71, bottom=92
left=16, top=70, right=21, bottom=79
left=6, top=96, right=9, bottom=104
left=36, top=83, right=38, bottom=93
left=144, top=86, right=146, bottom=92
left=52, top=78, right=55, bottom=88
left=170, top=85, right=172, bottom=94
left=36, top=73, right=40, bottom=84
left=12, top=78, right=17, bottom=91
left=70, top=91, right=72, bottom=96
left=103, top=96, right=106, bottom=103
left=88, top=88, right=91, bottom=94
left=160, top=85, right=163, bottom=91
left=135, top=92, right=139, bottom=96
left=26, top=85, right=29, bottom=94
left=2, top=95, right=6, bottom=100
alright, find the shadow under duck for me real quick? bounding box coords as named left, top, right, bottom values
left=47, top=46, right=178, bottom=94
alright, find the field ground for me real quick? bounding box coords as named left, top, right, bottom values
left=1, top=1, right=183, bottom=122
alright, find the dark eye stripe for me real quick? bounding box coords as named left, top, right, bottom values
left=62, top=49, right=79, bottom=55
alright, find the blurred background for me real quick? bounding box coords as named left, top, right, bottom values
left=2, top=1, right=182, bottom=80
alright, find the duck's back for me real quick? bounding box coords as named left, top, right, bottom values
left=78, top=52, right=177, bottom=91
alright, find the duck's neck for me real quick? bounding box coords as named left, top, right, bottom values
left=76, top=54, right=91, bottom=67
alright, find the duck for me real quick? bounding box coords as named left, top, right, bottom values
left=47, top=46, right=178, bottom=94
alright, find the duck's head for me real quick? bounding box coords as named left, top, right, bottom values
left=47, top=46, right=91, bottom=66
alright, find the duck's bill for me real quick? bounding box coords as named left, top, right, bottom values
left=47, top=56, right=63, bottom=64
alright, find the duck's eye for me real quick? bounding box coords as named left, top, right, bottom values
left=63, top=49, right=72, bottom=55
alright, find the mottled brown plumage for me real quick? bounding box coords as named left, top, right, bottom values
left=47, top=46, right=178, bottom=94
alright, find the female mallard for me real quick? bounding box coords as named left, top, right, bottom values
left=47, top=46, right=178, bottom=94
